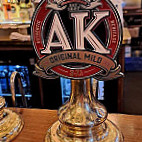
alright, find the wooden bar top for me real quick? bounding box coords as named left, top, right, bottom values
left=10, top=108, right=142, bottom=142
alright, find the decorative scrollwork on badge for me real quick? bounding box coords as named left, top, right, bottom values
left=46, top=0, right=102, bottom=10
left=81, top=0, right=102, bottom=9
left=34, top=51, right=123, bottom=80
left=46, top=0, right=67, bottom=10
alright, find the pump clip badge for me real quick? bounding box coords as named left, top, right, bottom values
left=31, top=0, right=123, bottom=80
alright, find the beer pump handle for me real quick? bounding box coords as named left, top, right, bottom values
left=10, top=71, right=27, bottom=108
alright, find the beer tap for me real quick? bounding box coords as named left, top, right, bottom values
left=10, top=71, right=27, bottom=108
left=0, top=96, right=24, bottom=141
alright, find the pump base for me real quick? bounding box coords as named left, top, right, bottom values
left=45, top=120, right=123, bottom=142
left=0, top=109, right=24, bottom=141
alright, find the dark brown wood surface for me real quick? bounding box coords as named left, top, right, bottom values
left=117, top=28, right=131, bottom=112
left=11, top=108, right=142, bottom=142
left=0, top=39, right=33, bottom=51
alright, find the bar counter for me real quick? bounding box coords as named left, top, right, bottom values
left=10, top=108, right=142, bottom=142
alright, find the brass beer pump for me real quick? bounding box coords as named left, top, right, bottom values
left=45, top=79, right=123, bottom=141
left=0, top=71, right=26, bottom=141
left=0, top=97, right=24, bottom=142
left=31, top=0, right=124, bottom=141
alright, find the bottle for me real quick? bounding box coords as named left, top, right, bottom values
left=0, top=0, right=5, bottom=21
left=27, top=0, right=34, bottom=20
left=2, top=0, right=11, bottom=20
left=9, top=0, right=20, bottom=21
left=19, top=0, right=29, bottom=22
left=1, top=69, right=7, bottom=93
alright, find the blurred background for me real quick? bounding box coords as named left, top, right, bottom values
left=0, top=0, right=142, bottom=115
